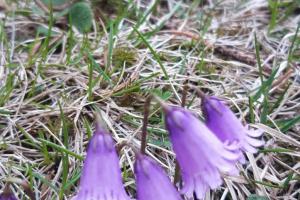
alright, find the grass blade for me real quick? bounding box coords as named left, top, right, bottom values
left=133, top=27, right=169, bottom=79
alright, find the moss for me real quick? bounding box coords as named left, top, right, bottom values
left=112, top=47, right=137, bottom=69
left=196, top=62, right=216, bottom=74
left=92, top=0, right=137, bottom=24
left=156, top=52, right=167, bottom=61
left=46, top=115, right=73, bottom=137
left=92, top=0, right=126, bottom=13
left=0, top=142, right=8, bottom=150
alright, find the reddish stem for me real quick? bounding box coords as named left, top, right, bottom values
left=140, top=96, right=152, bottom=154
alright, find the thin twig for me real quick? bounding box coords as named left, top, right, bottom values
left=181, top=83, right=189, bottom=107
left=159, top=30, right=272, bottom=72
left=140, top=96, right=152, bottom=154
left=190, top=85, right=206, bottom=99
left=272, top=68, right=294, bottom=89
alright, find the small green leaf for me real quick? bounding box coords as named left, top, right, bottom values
left=247, top=195, right=268, bottom=200
left=69, top=2, right=93, bottom=33
left=280, top=115, right=300, bottom=132
left=37, top=25, right=59, bottom=36
left=0, top=109, right=11, bottom=115
left=133, top=27, right=169, bottom=79
left=41, top=0, right=68, bottom=6
left=151, top=89, right=172, bottom=100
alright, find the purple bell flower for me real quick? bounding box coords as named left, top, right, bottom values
left=164, top=106, right=239, bottom=199
left=202, top=96, right=264, bottom=162
left=135, top=154, right=182, bottom=200
left=72, top=127, right=130, bottom=200
left=0, top=185, right=17, bottom=200
left=0, top=193, right=17, bottom=200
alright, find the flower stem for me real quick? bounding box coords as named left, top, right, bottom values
left=140, top=96, right=152, bottom=154
left=173, top=162, right=181, bottom=185
left=192, top=85, right=206, bottom=99
left=153, top=95, right=169, bottom=112
left=181, top=83, right=189, bottom=107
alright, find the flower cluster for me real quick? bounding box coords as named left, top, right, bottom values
left=165, top=106, right=239, bottom=198
left=70, top=94, right=263, bottom=200
left=164, top=95, right=264, bottom=198
left=72, top=125, right=182, bottom=200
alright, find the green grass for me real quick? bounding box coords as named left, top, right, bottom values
left=268, top=0, right=279, bottom=32
left=133, top=27, right=169, bottom=79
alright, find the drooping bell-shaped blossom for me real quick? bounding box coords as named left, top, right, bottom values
left=202, top=96, right=264, bottom=162
left=0, top=193, right=17, bottom=200
left=135, top=154, right=182, bottom=200
left=72, top=126, right=130, bottom=200
left=164, top=106, right=239, bottom=199
left=0, top=187, right=17, bottom=200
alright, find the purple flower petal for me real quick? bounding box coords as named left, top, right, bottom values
left=164, top=106, right=239, bottom=199
left=135, top=154, right=182, bottom=200
left=203, top=96, right=264, bottom=159
left=0, top=193, right=17, bottom=200
left=73, top=127, right=130, bottom=200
